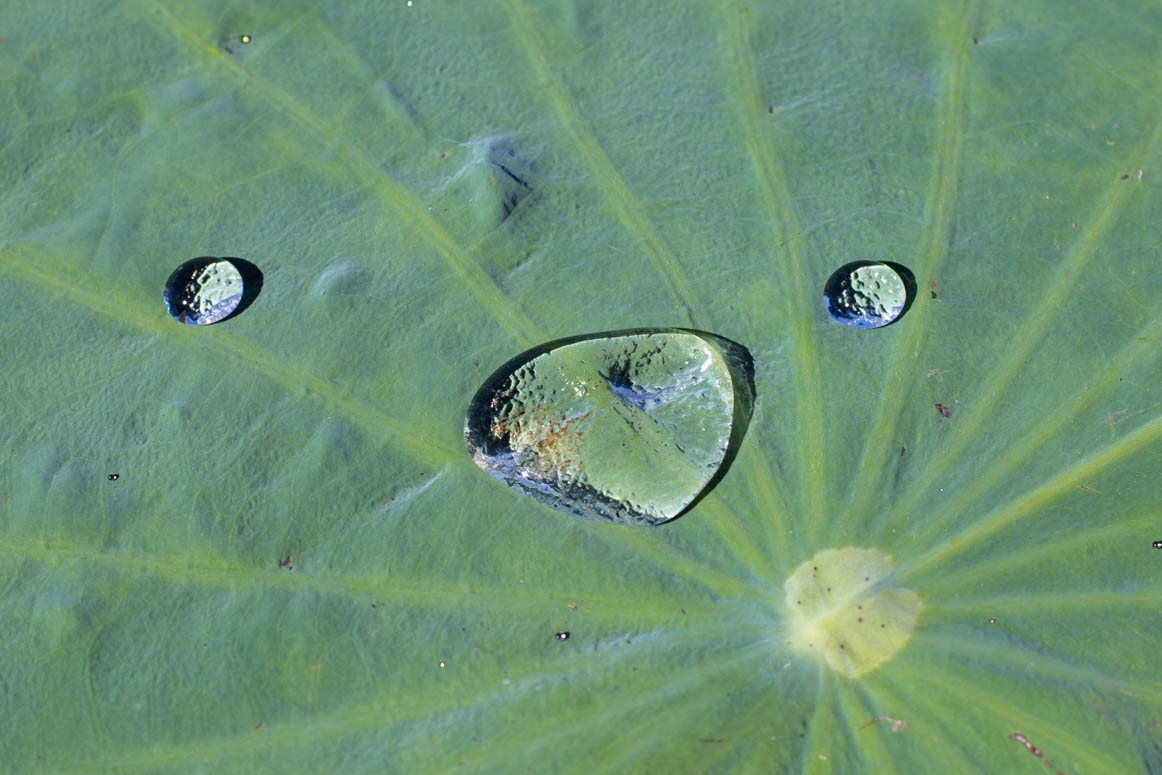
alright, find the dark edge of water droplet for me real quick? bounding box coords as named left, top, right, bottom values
left=218, top=257, right=264, bottom=322
left=823, top=261, right=917, bottom=329
left=886, top=261, right=918, bottom=320
left=667, top=331, right=755, bottom=525
left=464, top=328, right=756, bottom=528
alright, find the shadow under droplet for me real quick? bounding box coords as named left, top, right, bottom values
left=219, top=257, right=263, bottom=322
left=670, top=330, right=755, bottom=523
left=886, top=262, right=918, bottom=320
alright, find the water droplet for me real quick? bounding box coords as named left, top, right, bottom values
left=465, top=329, right=755, bottom=526
left=163, top=257, right=263, bottom=325
left=824, top=261, right=916, bottom=328
left=988, top=617, right=997, bottom=624
left=239, top=34, right=251, bottom=44
left=1153, top=540, right=1162, bottom=550
left=555, top=631, right=570, bottom=641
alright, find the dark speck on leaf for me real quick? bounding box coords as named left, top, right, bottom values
left=555, top=631, right=570, bottom=641
left=107, top=474, right=119, bottom=481
left=1152, top=540, right=1162, bottom=549
left=972, top=36, right=978, bottom=44
left=936, top=403, right=951, bottom=418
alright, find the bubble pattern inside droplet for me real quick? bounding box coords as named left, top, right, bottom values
left=825, top=262, right=910, bottom=328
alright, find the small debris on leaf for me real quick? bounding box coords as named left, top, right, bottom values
left=1008, top=733, right=1065, bottom=775
left=862, top=715, right=907, bottom=733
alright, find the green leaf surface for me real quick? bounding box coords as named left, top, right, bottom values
left=3, top=0, right=1161, bottom=772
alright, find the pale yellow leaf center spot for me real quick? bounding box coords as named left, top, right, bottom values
left=784, top=547, right=922, bottom=678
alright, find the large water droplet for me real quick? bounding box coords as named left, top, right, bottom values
left=163, top=257, right=262, bottom=325
left=465, top=329, right=755, bottom=525
left=824, top=262, right=915, bottom=328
